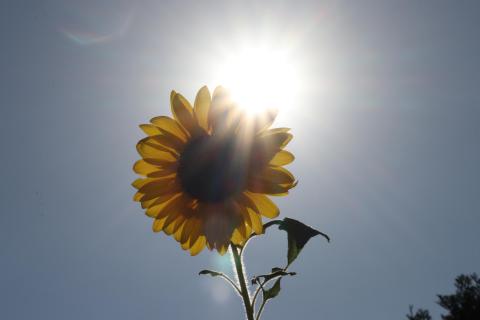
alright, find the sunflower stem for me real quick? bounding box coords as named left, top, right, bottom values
left=231, top=244, right=255, bottom=320
left=256, top=298, right=267, bottom=320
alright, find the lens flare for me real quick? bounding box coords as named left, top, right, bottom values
left=214, top=47, right=300, bottom=114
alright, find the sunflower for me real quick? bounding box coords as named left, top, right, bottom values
left=132, top=86, right=296, bottom=255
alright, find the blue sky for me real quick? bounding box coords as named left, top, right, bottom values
left=1, top=1, right=479, bottom=319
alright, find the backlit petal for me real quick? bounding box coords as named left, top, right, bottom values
left=136, top=138, right=178, bottom=161
left=139, top=124, right=162, bottom=136
left=139, top=179, right=181, bottom=202
left=189, top=235, right=206, bottom=256
left=149, top=135, right=184, bottom=154
left=143, top=192, right=180, bottom=211
left=171, top=92, right=196, bottom=134
left=209, top=86, right=236, bottom=132
left=150, top=116, right=188, bottom=142
left=259, top=130, right=293, bottom=149
left=247, top=179, right=295, bottom=196
left=244, top=192, right=279, bottom=219
left=269, top=150, right=295, bottom=166
left=194, top=86, right=211, bottom=132
left=133, top=159, right=177, bottom=177
left=152, top=216, right=167, bottom=232
left=247, top=208, right=263, bottom=234
left=259, top=167, right=295, bottom=185
left=145, top=193, right=182, bottom=217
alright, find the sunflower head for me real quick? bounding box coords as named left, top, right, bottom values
left=132, top=86, right=296, bottom=255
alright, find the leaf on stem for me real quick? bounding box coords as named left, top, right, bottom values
left=263, top=278, right=282, bottom=301
left=277, top=218, right=330, bottom=266
left=252, top=269, right=296, bottom=284
left=198, top=269, right=223, bottom=277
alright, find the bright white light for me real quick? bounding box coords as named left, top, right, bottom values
left=214, top=47, right=300, bottom=114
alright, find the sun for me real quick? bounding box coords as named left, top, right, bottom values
left=213, top=47, right=300, bottom=115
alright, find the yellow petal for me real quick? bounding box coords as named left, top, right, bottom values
left=142, top=158, right=178, bottom=167
left=187, top=219, right=203, bottom=248
left=133, top=159, right=177, bottom=177
left=142, top=192, right=179, bottom=210
left=247, top=179, right=295, bottom=196
left=194, top=86, right=211, bottom=132
left=152, top=216, right=167, bottom=232
left=248, top=132, right=294, bottom=174
left=228, top=203, right=246, bottom=245
left=171, top=92, right=196, bottom=134
left=244, top=192, right=279, bottom=219
left=149, top=135, right=184, bottom=155
left=244, top=223, right=252, bottom=237
left=173, top=220, right=186, bottom=241
left=235, top=202, right=259, bottom=235
left=208, top=86, right=234, bottom=132
left=205, top=241, right=213, bottom=251
left=133, top=192, right=144, bottom=202
left=181, top=240, right=190, bottom=250
left=259, top=167, right=295, bottom=185
left=155, top=193, right=190, bottom=220
left=133, top=159, right=158, bottom=176
left=269, top=150, right=295, bottom=166
left=139, top=179, right=181, bottom=202
left=247, top=208, right=263, bottom=234
left=164, top=214, right=186, bottom=235
left=146, top=167, right=177, bottom=178
left=217, top=244, right=229, bottom=255
left=140, top=197, right=159, bottom=209
left=189, top=235, right=206, bottom=256
left=138, top=177, right=176, bottom=194
left=150, top=116, right=188, bottom=142
left=261, top=127, right=291, bottom=135
left=136, top=138, right=178, bottom=161
left=259, top=130, right=293, bottom=149
left=237, top=220, right=249, bottom=239
left=231, top=225, right=247, bottom=246
left=145, top=193, right=181, bottom=217
left=132, top=178, right=151, bottom=190
left=180, top=218, right=196, bottom=245
left=132, top=178, right=165, bottom=202
left=139, top=124, right=163, bottom=136
left=163, top=203, right=192, bottom=233
left=238, top=202, right=252, bottom=228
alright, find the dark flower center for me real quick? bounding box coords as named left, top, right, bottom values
left=178, top=134, right=248, bottom=202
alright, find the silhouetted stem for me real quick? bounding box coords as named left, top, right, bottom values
left=231, top=244, right=254, bottom=320
left=218, top=273, right=242, bottom=295
left=256, top=298, right=267, bottom=320
left=251, top=279, right=265, bottom=310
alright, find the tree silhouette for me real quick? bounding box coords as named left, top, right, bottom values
left=407, top=305, right=432, bottom=320
left=407, top=273, right=479, bottom=320
left=437, top=273, right=480, bottom=320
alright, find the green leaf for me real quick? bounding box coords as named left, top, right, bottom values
left=278, top=218, right=330, bottom=266
left=252, top=269, right=296, bottom=284
left=263, top=278, right=282, bottom=300
left=198, top=269, right=223, bottom=277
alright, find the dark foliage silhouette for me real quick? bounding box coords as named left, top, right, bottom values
left=407, top=305, right=432, bottom=320
left=407, top=273, right=480, bottom=320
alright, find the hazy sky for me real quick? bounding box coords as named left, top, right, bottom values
left=1, top=1, right=479, bottom=320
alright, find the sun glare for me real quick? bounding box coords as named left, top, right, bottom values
left=214, top=47, right=300, bottom=115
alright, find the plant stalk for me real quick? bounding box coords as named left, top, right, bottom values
left=231, top=244, right=255, bottom=320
